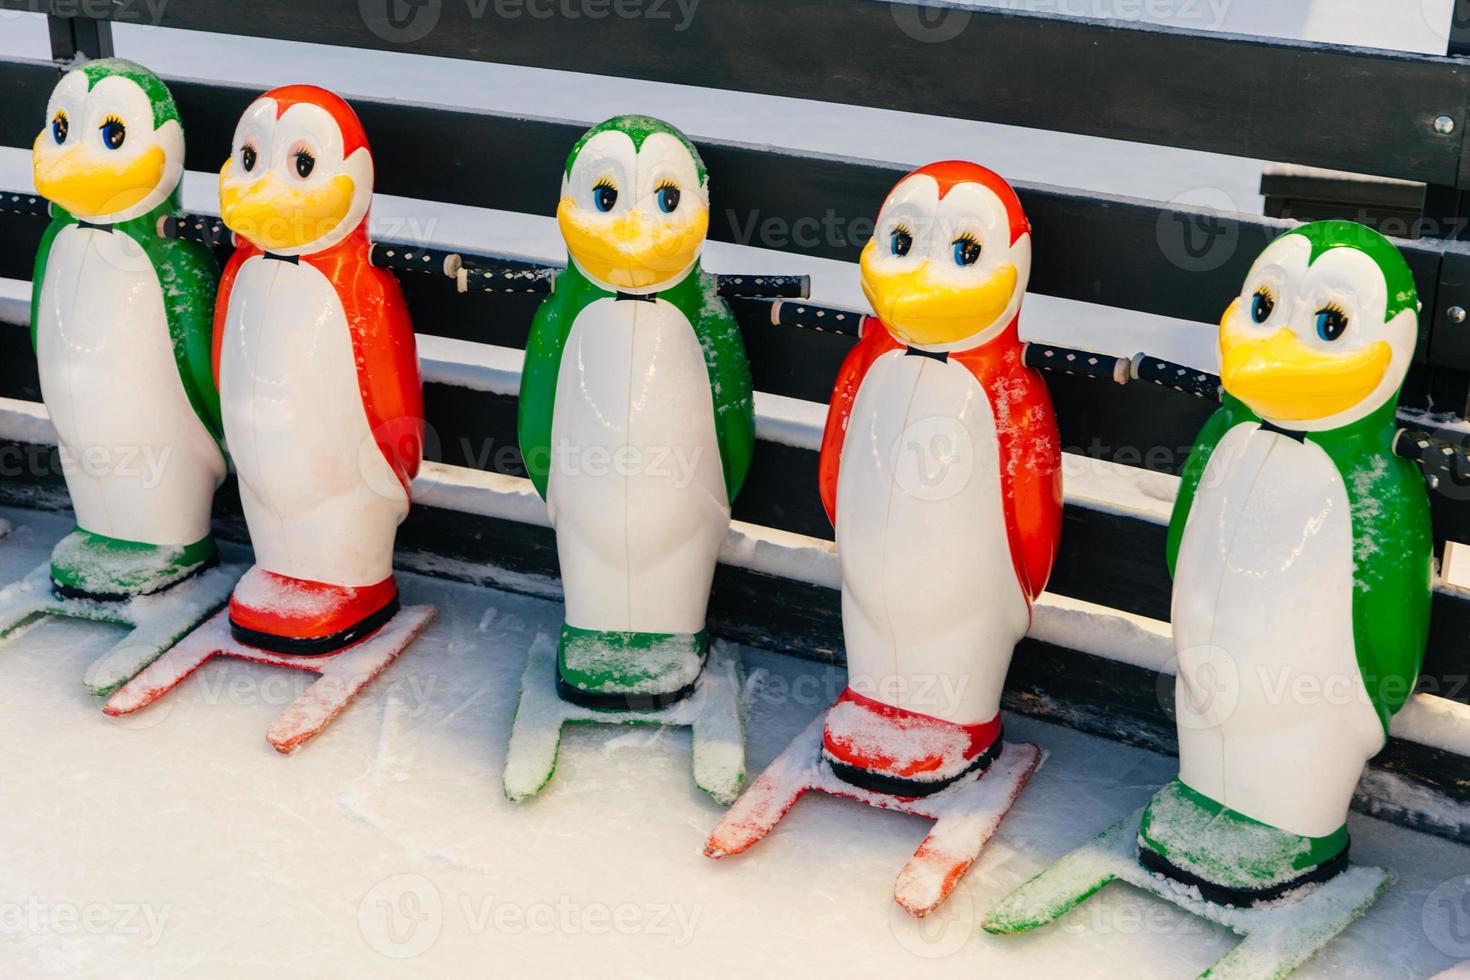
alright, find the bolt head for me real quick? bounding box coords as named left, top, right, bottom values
left=1451, top=305, right=1468, bottom=324
left=1435, top=114, right=1456, bottom=135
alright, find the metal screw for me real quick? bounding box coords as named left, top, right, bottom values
left=1435, top=115, right=1456, bottom=135
left=1450, top=306, right=1467, bottom=324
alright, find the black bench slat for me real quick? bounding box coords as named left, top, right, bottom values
left=0, top=62, right=1458, bottom=334
left=7, top=0, right=1467, bottom=185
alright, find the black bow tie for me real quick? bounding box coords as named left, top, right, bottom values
left=1258, top=419, right=1306, bottom=442
left=263, top=251, right=300, bottom=264
left=77, top=220, right=114, bottom=233
left=615, top=291, right=657, bottom=303
left=905, top=345, right=949, bottom=362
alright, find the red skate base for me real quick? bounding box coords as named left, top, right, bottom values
left=706, top=713, right=1043, bottom=916
left=102, top=605, right=437, bottom=754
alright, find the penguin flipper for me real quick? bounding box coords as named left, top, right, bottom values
left=123, top=201, right=224, bottom=444
left=329, top=258, right=424, bottom=493
left=1166, top=394, right=1257, bottom=577
left=1311, top=405, right=1434, bottom=731
left=211, top=240, right=261, bottom=389
left=28, top=208, right=74, bottom=352
left=687, top=270, right=755, bottom=505
left=518, top=267, right=589, bottom=502
left=817, top=316, right=901, bottom=528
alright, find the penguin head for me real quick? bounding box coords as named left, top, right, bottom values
left=860, top=161, right=1031, bottom=349
left=557, top=115, right=710, bottom=292
left=219, top=85, right=373, bottom=255
left=32, top=59, right=184, bottom=224
left=1219, top=220, right=1417, bottom=430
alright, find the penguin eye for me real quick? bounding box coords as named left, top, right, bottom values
left=240, top=142, right=258, bottom=173
left=99, top=115, right=125, bottom=151
left=1315, top=303, right=1349, bottom=342
left=1250, top=287, right=1275, bottom=324
left=51, top=111, right=68, bottom=145
left=890, top=225, right=913, bottom=257
left=593, top=178, right=618, bottom=213
left=951, top=233, right=982, bottom=267
left=293, top=149, right=315, bottom=179
left=655, top=181, right=680, bottom=214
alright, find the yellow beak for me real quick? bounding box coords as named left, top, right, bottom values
left=859, top=240, right=1017, bottom=346
left=1219, top=313, right=1392, bottom=422
left=33, top=136, right=166, bottom=219
left=557, top=195, right=707, bottom=290
left=219, top=159, right=356, bottom=251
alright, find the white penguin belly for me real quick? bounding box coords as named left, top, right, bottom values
left=833, top=351, right=1029, bottom=725
left=218, top=257, right=407, bottom=587
left=1172, top=424, right=1383, bottom=838
left=35, top=225, right=223, bottom=545
left=547, top=296, right=728, bottom=635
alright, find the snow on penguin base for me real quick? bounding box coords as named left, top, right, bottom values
left=982, top=804, right=1392, bottom=980
left=706, top=711, right=1043, bottom=917
left=104, top=604, right=436, bottom=753
left=0, top=560, right=241, bottom=696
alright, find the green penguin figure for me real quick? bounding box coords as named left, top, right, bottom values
left=983, top=221, right=1434, bottom=976
left=30, top=59, right=224, bottom=601
left=517, top=115, right=755, bottom=710
left=1148, top=219, right=1432, bottom=888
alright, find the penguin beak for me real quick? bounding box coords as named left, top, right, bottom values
left=32, top=135, right=165, bottom=219
left=859, top=241, right=1017, bottom=346
left=557, top=196, right=708, bottom=289
left=219, top=158, right=356, bottom=251
left=1219, top=312, right=1392, bottom=422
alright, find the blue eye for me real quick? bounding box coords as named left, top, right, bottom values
left=655, top=184, right=680, bottom=214
left=100, top=116, right=125, bottom=150
left=1315, top=306, right=1348, bottom=341
left=952, top=235, right=981, bottom=267
left=1250, top=289, right=1274, bottom=323
left=593, top=181, right=617, bottom=213
left=890, top=228, right=913, bottom=257
left=51, top=113, right=68, bottom=145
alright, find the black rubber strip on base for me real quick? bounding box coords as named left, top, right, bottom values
left=825, top=727, right=1005, bottom=798
left=555, top=652, right=707, bottom=713
left=51, top=553, right=220, bottom=604
left=229, top=595, right=400, bottom=657
left=1136, top=839, right=1351, bottom=907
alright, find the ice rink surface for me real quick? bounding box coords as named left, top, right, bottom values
left=0, top=508, right=1465, bottom=978
left=2, top=3, right=1469, bottom=975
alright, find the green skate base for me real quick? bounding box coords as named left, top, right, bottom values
left=982, top=806, right=1393, bottom=979
left=0, top=561, right=244, bottom=696
left=50, top=528, right=217, bottom=601
left=557, top=624, right=708, bottom=710
left=1138, top=779, right=1350, bottom=899
left=504, top=631, right=745, bottom=805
